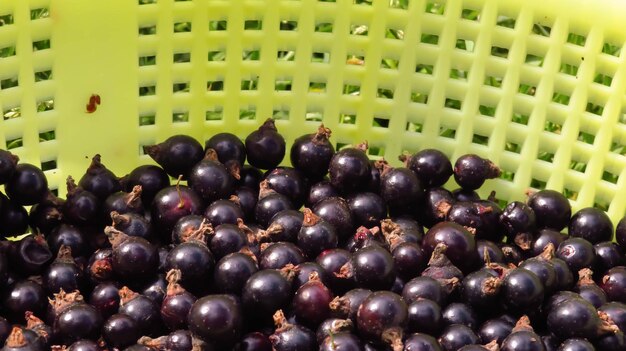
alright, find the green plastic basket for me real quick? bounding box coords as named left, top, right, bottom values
left=1, top=0, right=626, bottom=223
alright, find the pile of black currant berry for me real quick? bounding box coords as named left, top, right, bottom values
left=0, top=118, right=624, bottom=351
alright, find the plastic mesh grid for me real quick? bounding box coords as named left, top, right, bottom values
left=2, top=0, right=626, bottom=223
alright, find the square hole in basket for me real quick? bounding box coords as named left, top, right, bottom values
left=315, top=22, right=333, bottom=33
left=207, top=80, right=224, bottom=91
left=497, top=15, right=516, bottom=28
left=410, top=92, right=429, bottom=104
left=309, top=81, right=326, bottom=93
left=525, top=54, right=544, bottom=67
left=491, top=46, right=509, bottom=58
left=389, top=0, right=409, bottom=9
left=209, top=20, right=227, bottom=31
left=519, top=84, right=536, bottom=96
left=537, top=150, right=555, bottom=162
left=37, top=99, right=54, bottom=112
left=350, top=24, right=369, bottom=36
left=5, top=137, right=22, bottom=149
left=139, top=25, right=157, bottom=35
left=1, top=77, right=18, bottom=90
left=461, top=8, right=480, bottom=21
left=139, top=114, right=156, bottom=126
left=139, top=55, right=156, bottom=66
left=139, top=85, right=156, bottom=96
left=381, top=57, right=400, bottom=69
left=174, top=52, right=191, bottom=63
left=239, top=108, right=256, bottom=120
left=30, top=8, right=49, bottom=20
left=279, top=20, right=298, bottom=31
left=578, top=131, right=596, bottom=145
left=271, top=109, right=289, bottom=120
left=567, top=33, right=587, bottom=46
left=512, top=112, right=530, bottom=125
left=0, top=13, right=14, bottom=26
left=602, top=43, right=622, bottom=57
left=594, top=73, right=613, bottom=87
left=275, top=79, right=292, bottom=91
left=174, top=22, right=192, bottom=33
left=3, top=106, right=21, bottom=120
left=569, top=159, right=588, bottom=173
left=244, top=20, right=263, bottom=30
left=426, top=1, right=446, bottom=15
left=208, top=50, right=225, bottom=61
left=472, top=134, right=489, bottom=146
left=563, top=187, right=579, bottom=201
left=530, top=178, right=547, bottom=190
left=343, top=84, right=361, bottom=96
left=386, top=28, right=405, bottom=41
left=479, top=104, right=496, bottom=117
left=172, top=111, right=189, bottom=123
left=347, top=55, right=365, bottom=66
left=312, top=51, right=331, bottom=63
left=35, top=70, right=52, bottom=82
left=377, top=88, right=394, bottom=99
left=484, top=75, right=503, bottom=88
left=456, top=39, right=475, bottom=52
left=242, top=49, right=261, bottom=61
left=241, top=79, right=258, bottom=91
left=406, top=121, right=423, bottom=133
left=505, top=142, right=521, bottom=154
left=421, top=33, right=439, bottom=45
left=602, top=170, right=619, bottom=184
left=173, top=82, right=189, bottom=93
left=373, top=117, right=390, bottom=128
left=33, top=39, right=50, bottom=51
left=533, top=23, right=552, bottom=37
left=445, top=98, right=461, bottom=110
left=586, top=102, right=605, bottom=116
left=450, top=69, right=468, bottom=81
left=559, top=63, right=579, bottom=76
left=306, top=110, right=324, bottom=122
left=39, top=130, right=55, bottom=142
left=139, top=0, right=157, bottom=4
left=206, top=108, right=223, bottom=121
left=353, top=0, right=373, bottom=5
left=500, top=170, right=516, bottom=183
left=544, top=121, right=562, bottom=134
left=339, top=113, right=356, bottom=124
left=277, top=50, right=296, bottom=61
left=552, top=92, right=570, bottom=106
left=41, top=159, right=57, bottom=171
left=0, top=46, right=16, bottom=58
left=416, top=64, right=434, bottom=75
left=440, top=127, right=456, bottom=139
left=368, top=145, right=386, bottom=157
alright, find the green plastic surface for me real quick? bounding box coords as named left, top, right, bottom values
left=1, top=0, right=626, bottom=223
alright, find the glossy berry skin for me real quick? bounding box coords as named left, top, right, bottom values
left=548, top=297, right=605, bottom=340
left=235, top=332, right=273, bottom=351
left=103, top=189, right=143, bottom=217
left=316, top=249, right=355, bottom=294
left=500, top=201, right=536, bottom=237
left=531, top=229, right=568, bottom=257
left=402, top=276, right=446, bottom=306
left=290, top=128, right=335, bottom=180
left=292, top=278, right=333, bottom=327
left=477, top=240, right=505, bottom=264
left=345, top=192, right=385, bottom=229
left=598, top=302, right=626, bottom=332
left=10, top=235, right=53, bottom=276
left=478, top=318, right=514, bottom=344
left=501, top=268, right=545, bottom=314
left=423, top=222, right=478, bottom=273
left=351, top=245, right=396, bottom=291
left=123, top=164, right=171, bottom=204
left=319, top=332, right=363, bottom=351
left=297, top=219, right=338, bottom=260
left=0, top=149, right=18, bottom=184
left=259, top=242, right=305, bottom=270
left=4, top=164, right=48, bottom=206
left=447, top=201, right=503, bottom=242
left=392, top=242, right=427, bottom=281
left=594, top=241, right=625, bottom=273
left=214, top=252, right=258, bottom=295
left=461, top=269, right=501, bottom=309
left=329, top=147, right=372, bottom=194
left=557, top=238, right=596, bottom=273
left=270, top=322, right=317, bottom=351
left=245, top=119, right=286, bottom=170
left=235, top=186, right=258, bottom=221
left=151, top=185, right=204, bottom=240
left=442, top=303, right=478, bottom=330
left=438, top=324, right=479, bottom=351
left=557, top=338, right=595, bottom=351
left=404, top=333, right=443, bottom=351
left=293, top=262, right=329, bottom=290
left=78, top=155, right=122, bottom=201
left=356, top=291, right=408, bottom=342
left=206, top=132, right=246, bottom=166
left=28, top=202, right=63, bottom=236
left=144, top=135, right=204, bottom=179
left=0, top=197, right=29, bottom=238
left=89, top=282, right=120, bottom=319
left=242, top=269, right=293, bottom=319
left=188, top=158, right=235, bottom=204
left=380, top=167, right=424, bottom=210
left=419, top=187, right=456, bottom=228
left=141, top=274, right=167, bottom=304
left=568, top=207, right=613, bottom=244
left=43, top=258, right=85, bottom=296
left=407, top=298, right=443, bottom=335
left=453, top=154, right=500, bottom=190
left=617, top=216, right=626, bottom=251
left=268, top=209, right=304, bottom=243
left=600, top=266, right=626, bottom=303
left=527, top=190, right=571, bottom=231
left=3, top=280, right=46, bottom=323
left=188, top=294, right=243, bottom=346
left=265, top=167, right=307, bottom=208
left=313, top=197, right=354, bottom=242
left=500, top=330, right=545, bottom=351
left=54, top=303, right=103, bottom=343
left=63, top=188, right=100, bottom=225
left=65, top=340, right=100, bottom=351
left=166, top=242, right=214, bottom=289
left=519, top=258, right=557, bottom=295
left=111, top=212, right=151, bottom=239
left=103, top=313, right=141, bottom=349
left=406, top=149, right=453, bottom=188
left=210, top=223, right=247, bottom=259
left=255, top=193, right=294, bottom=228
left=48, top=224, right=88, bottom=258
left=119, top=294, right=161, bottom=337
left=238, top=166, right=263, bottom=191
left=112, top=236, right=158, bottom=280
left=161, top=290, right=197, bottom=331
left=205, top=199, right=245, bottom=227
left=307, top=181, right=339, bottom=208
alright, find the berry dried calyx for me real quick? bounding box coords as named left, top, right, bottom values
left=48, top=288, right=84, bottom=314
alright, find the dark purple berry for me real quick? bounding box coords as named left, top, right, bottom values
left=270, top=310, right=317, bottom=351
left=122, top=164, right=170, bottom=205
left=453, top=154, right=500, bottom=190
left=206, top=132, right=246, bottom=166
left=0, top=150, right=18, bottom=185
left=501, top=268, right=545, bottom=314
left=77, top=155, right=121, bottom=201
left=259, top=242, right=305, bottom=270
left=297, top=209, right=338, bottom=259
left=423, top=222, right=478, bottom=273
left=313, top=197, right=354, bottom=242
left=290, top=125, right=335, bottom=180
left=160, top=269, right=196, bottom=331
left=600, top=266, right=626, bottom=303
left=214, top=251, right=258, bottom=295
left=151, top=184, right=204, bottom=240
left=245, top=119, right=286, bottom=170
left=438, top=324, right=479, bottom=351
left=88, top=282, right=120, bottom=320
left=329, top=146, right=371, bottom=194
left=557, top=238, right=596, bottom=273
left=356, top=291, right=407, bottom=343
left=379, top=164, right=424, bottom=210
left=106, top=226, right=158, bottom=281
left=5, top=164, right=48, bottom=206
left=568, top=207, right=613, bottom=244
left=307, top=181, right=339, bottom=208
left=594, top=241, right=625, bottom=272
left=188, top=150, right=235, bottom=204
left=144, top=135, right=204, bottom=179
left=527, top=190, right=571, bottom=231
left=292, top=272, right=333, bottom=327
left=407, top=298, right=443, bottom=335
left=118, top=287, right=162, bottom=337
left=103, top=313, right=141, bottom=349
left=103, top=185, right=144, bottom=217
left=404, top=149, right=453, bottom=188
